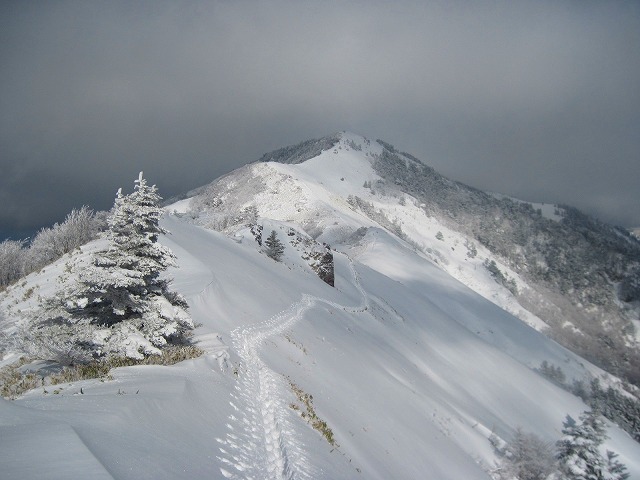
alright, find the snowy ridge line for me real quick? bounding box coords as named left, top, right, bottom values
left=217, top=253, right=368, bottom=479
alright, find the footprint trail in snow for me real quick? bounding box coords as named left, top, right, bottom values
left=217, top=255, right=368, bottom=479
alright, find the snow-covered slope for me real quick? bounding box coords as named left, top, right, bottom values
left=188, top=132, right=554, bottom=333
left=1, top=132, right=640, bottom=479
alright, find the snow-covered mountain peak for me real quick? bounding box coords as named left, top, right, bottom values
left=183, top=132, right=640, bottom=361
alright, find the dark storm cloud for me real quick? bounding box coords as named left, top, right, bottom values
left=2, top=0, right=639, bottom=239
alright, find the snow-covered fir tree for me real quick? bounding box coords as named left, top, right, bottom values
left=556, top=409, right=629, bottom=480
left=264, top=230, right=285, bottom=261
left=25, top=172, right=194, bottom=363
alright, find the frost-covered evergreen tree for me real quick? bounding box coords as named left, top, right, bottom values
left=556, top=409, right=629, bottom=480
left=494, top=427, right=555, bottom=480
left=25, top=173, right=193, bottom=362
left=265, top=230, right=285, bottom=261
left=605, top=451, right=630, bottom=480
left=73, top=173, right=180, bottom=321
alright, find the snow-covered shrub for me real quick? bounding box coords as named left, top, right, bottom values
left=494, top=427, right=555, bottom=480
left=20, top=318, right=98, bottom=364
left=484, top=259, right=518, bottom=296
left=25, top=206, right=101, bottom=273
left=1, top=344, right=205, bottom=399
left=537, top=360, right=566, bottom=386
left=465, top=239, right=478, bottom=258
left=240, top=205, right=259, bottom=226
left=345, top=139, right=362, bottom=151
left=0, top=329, right=7, bottom=358
left=289, top=380, right=338, bottom=447
left=0, top=357, right=43, bottom=400
left=0, top=239, right=26, bottom=287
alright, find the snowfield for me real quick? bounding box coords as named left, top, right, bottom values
left=1, top=132, right=639, bottom=478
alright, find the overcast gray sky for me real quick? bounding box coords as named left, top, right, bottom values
left=2, top=0, right=639, bottom=239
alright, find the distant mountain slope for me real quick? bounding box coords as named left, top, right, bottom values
left=368, top=137, right=640, bottom=384
left=188, top=131, right=640, bottom=386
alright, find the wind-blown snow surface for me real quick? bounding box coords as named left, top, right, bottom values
left=2, top=132, right=640, bottom=478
